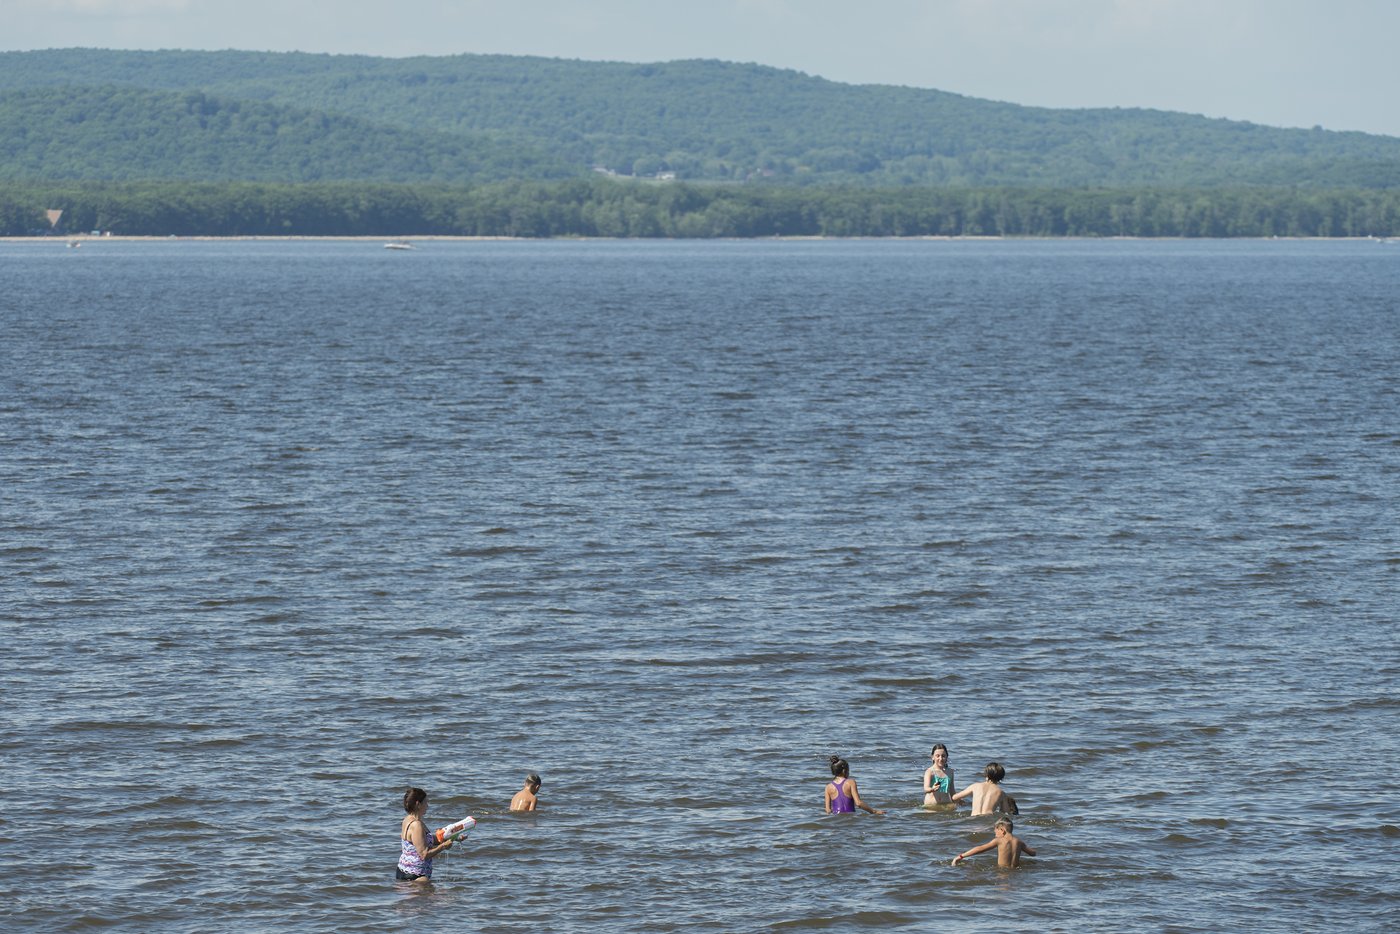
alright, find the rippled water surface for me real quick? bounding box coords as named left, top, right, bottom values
left=3, top=238, right=1398, bottom=931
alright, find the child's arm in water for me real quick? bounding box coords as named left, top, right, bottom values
left=847, top=777, right=886, bottom=815
left=951, top=839, right=997, bottom=866
left=1018, top=838, right=1036, bottom=858
left=949, top=782, right=977, bottom=807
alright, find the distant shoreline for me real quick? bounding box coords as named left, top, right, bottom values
left=0, top=235, right=523, bottom=243
left=8, top=181, right=1397, bottom=238
left=4, top=234, right=1394, bottom=243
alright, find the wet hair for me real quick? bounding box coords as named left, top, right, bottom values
left=984, top=762, right=1006, bottom=783
left=930, top=743, right=949, bottom=759
left=403, top=787, right=428, bottom=813
left=829, top=755, right=850, bottom=778
left=995, top=817, right=1013, bottom=833
left=527, top=773, right=542, bottom=788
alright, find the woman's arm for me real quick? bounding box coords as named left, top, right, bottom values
left=951, top=839, right=998, bottom=865
left=410, top=820, right=454, bottom=860
left=923, top=767, right=936, bottom=795
left=823, top=783, right=833, bottom=814
left=848, top=778, right=885, bottom=815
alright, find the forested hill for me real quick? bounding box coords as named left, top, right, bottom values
left=2, top=48, right=1400, bottom=188
left=0, top=85, right=570, bottom=183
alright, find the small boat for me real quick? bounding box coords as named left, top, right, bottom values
left=384, top=241, right=415, bottom=250
left=67, top=240, right=81, bottom=249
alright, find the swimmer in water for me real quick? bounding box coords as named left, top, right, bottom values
left=951, top=816, right=1035, bottom=868
left=824, top=755, right=885, bottom=815
left=510, top=773, right=542, bottom=812
left=950, top=762, right=1019, bottom=816
left=922, top=743, right=955, bottom=806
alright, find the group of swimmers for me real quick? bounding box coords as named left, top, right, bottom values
left=827, top=746, right=1035, bottom=868
left=396, top=773, right=542, bottom=882
left=397, top=746, right=1033, bottom=882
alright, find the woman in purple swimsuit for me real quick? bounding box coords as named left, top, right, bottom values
left=823, top=755, right=885, bottom=815
left=396, top=787, right=457, bottom=882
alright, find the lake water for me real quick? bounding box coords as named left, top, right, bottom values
left=2, top=238, right=1398, bottom=932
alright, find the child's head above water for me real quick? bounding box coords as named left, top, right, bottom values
left=526, top=773, right=542, bottom=790
left=994, top=816, right=1013, bottom=835
left=829, top=755, right=850, bottom=778
left=984, top=762, right=1006, bottom=783
left=930, top=743, right=949, bottom=764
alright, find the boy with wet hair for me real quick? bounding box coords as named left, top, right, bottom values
left=510, top=773, right=542, bottom=811
left=950, top=761, right=1018, bottom=815
left=951, top=816, right=1036, bottom=868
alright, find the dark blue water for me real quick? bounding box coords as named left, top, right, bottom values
left=2, top=238, right=1398, bottom=932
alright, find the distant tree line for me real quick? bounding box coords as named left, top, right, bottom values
left=0, top=86, right=571, bottom=185
left=6, top=50, right=1400, bottom=189
left=5, top=180, right=1399, bottom=238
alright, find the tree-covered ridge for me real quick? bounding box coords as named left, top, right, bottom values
left=2, top=49, right=1399, bottom=188
left=5, top=180, right=1398, bottom=238
left=0, top=84, right=574, bottom=183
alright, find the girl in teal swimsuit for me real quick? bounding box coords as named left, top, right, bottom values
left=923, top=743, right=955, bottom=806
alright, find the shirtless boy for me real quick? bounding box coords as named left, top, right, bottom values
left=951, top=816, right=1035, bottom=868
left=510, top=773, right=542, bottom=812
left=950, top=762, right=1018, bottom=815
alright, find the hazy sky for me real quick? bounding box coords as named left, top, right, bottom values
left=5, top=0, right=1398, bottom=137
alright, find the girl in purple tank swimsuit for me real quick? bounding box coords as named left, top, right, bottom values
left=823, top=755, right=885, bottom=815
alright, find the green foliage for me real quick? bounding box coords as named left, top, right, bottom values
left=6, top=180, right=1399, bottom=238
left=0, top=85, right=574, bottom=183
left=1, top=49, right=1398, bottom=188
left=0, top=194, right=43, bottom=234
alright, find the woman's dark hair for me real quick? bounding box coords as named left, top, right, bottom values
left=984, top=762, right=1006, bottom=783
left=931, top=743, right=949, bottom=758
left=403, top=787, right=428, bottom=813
left=829, top=755, right=850, bottom=777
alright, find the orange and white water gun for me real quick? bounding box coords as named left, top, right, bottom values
left=433, top=816, right=477, bottom=844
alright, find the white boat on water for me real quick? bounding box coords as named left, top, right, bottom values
left=384, top=241, right=415, bottom=250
